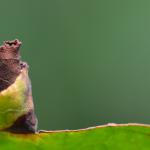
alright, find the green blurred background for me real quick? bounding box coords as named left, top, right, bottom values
left=0, top=0, right=150, bottom=130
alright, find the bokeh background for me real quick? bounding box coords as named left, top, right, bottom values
left=0, top=0, right=150, bottom=130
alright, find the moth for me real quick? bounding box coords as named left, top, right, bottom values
left=0, top=39, right=37, bottom=133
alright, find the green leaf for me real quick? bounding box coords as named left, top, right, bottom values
left=0, top=124, right=150, bottom=149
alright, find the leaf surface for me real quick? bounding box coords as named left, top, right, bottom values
left=1, top=124, right=150, bottom=150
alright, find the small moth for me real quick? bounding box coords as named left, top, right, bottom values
left=0, top=40, right=37, bottom=133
